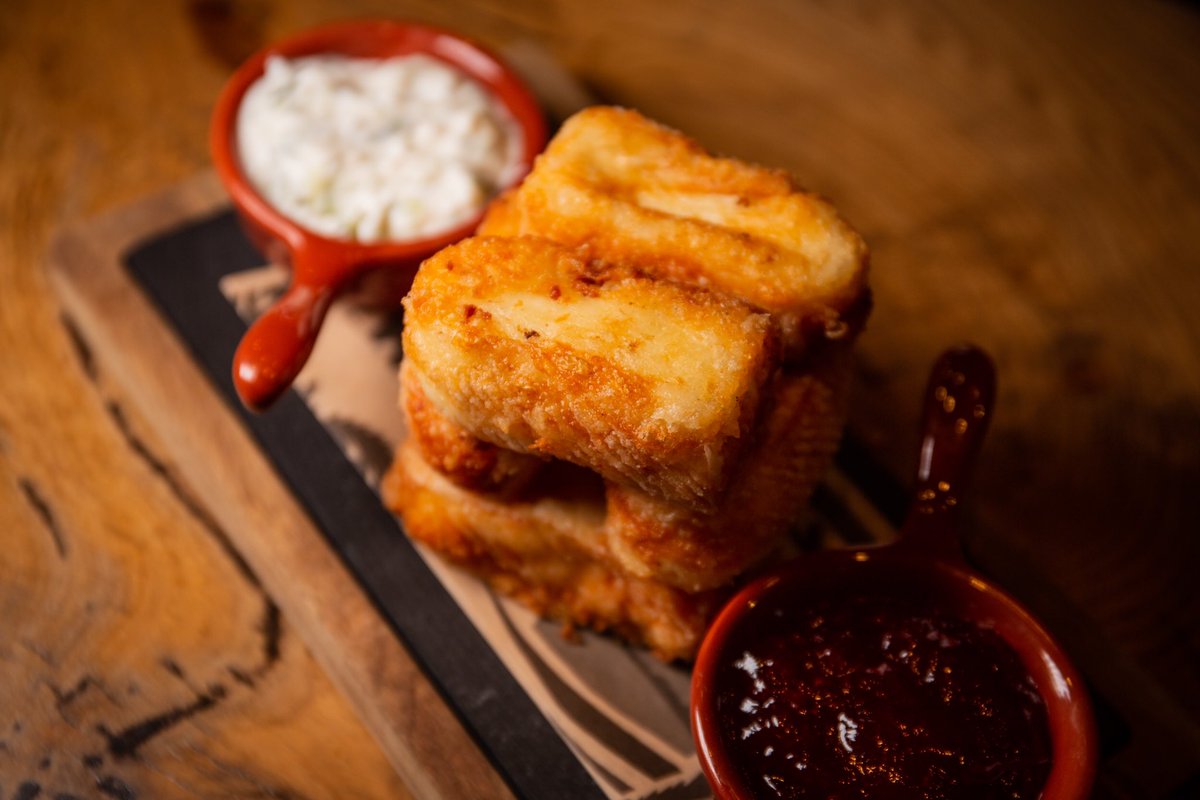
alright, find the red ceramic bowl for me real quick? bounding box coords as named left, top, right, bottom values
left=691, top=347, right=1098, bottom=799
left=211, top=19, right=547, bottom=410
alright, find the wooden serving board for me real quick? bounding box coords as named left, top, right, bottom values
left=46, top=172, right=920, bottom=800
left=46, top=172, right=1198, bottom=800
left=48, top=174, right=517, bottom=800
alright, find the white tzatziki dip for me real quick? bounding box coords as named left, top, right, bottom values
left=237, top=54, right=523, bottom=242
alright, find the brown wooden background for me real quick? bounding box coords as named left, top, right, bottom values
left=3, top=0, right=1198, bottom=797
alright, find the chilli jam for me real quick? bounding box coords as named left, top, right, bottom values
left=713, top=593, right=1052, bottom=799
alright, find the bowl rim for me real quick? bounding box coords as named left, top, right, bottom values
left=691, top=548, right=1099, bottom=800
left=209, top=17, right=547, bottom=272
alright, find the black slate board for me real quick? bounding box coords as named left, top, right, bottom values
left=124, top=209, right=607, bottom=800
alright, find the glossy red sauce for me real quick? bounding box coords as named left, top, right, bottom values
left=713, top=592, right=1052, bottom=799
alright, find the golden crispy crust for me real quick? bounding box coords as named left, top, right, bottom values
left=400, top=347, right=850, bottom=592
left=382, top=439, right=725, bottom=661
left=479, top=106, right=870, bottom=357
left=400, top=359, right=543, bottom=495
left=605, top=346, right=852, bottom=591
left=403, top=235, right=779, bottom=508
left=387, top=106, right=871, bottom=656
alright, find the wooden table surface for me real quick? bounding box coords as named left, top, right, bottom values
left=3, top=0, right=1199, bottom=797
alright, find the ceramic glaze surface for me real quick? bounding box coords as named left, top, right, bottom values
left=210, top=20, right=547, bottom=409
left=692, top=347, right=1097, bottom=800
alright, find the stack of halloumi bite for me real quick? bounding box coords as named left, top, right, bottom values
left=382, top=107, right=870, bottom=660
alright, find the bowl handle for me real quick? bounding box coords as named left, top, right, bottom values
left=899, top=344, right=997, bottom=558
left=232, top=280, right=334, bottom=411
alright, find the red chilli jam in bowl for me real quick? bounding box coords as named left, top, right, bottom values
left=698, top=565, right=1057, bottom=800
left=692, top=346, right=1097, bottom=800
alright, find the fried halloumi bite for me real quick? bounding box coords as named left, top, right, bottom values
left=402, top=235, right=779, bottom=508
left=605, top=347, right=852, bottom=592
left=382, top=439, right=726, bottom=661
left=400, top=359, right=543, bottom=495
left=403, top=345, right=850, bottom=592
left=479, top=106, right=870, bottom=356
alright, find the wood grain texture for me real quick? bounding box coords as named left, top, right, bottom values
left=3, top=192, right=417, bottom=796
left=45, top=175, right=515, bottom=800
left=3, top=0, right=1199, bottom=797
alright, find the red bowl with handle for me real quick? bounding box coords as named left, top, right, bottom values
left=210, top=19, right=546, bottom=410
left=691, top=346, right=1098, bottom=799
